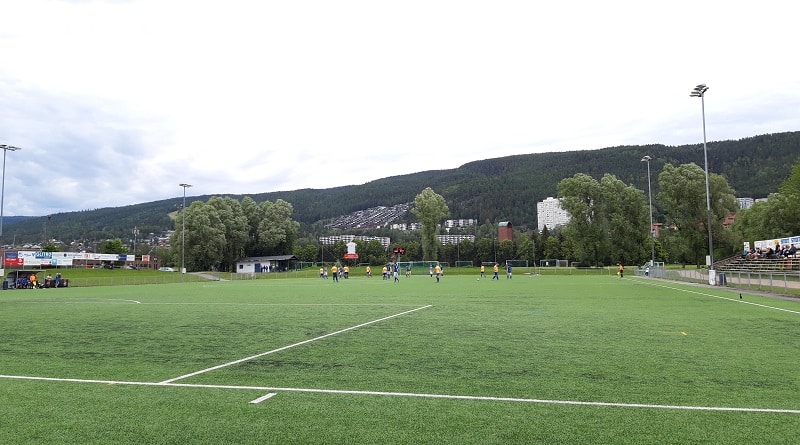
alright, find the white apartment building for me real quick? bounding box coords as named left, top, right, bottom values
left=737, top=197, right=754, bottom=210
left=318, top=235, right=391, bottom=249
left=437, top=234, right=476, bottom=245
left=444, top=219, right=477, bottom=229
left=537, top=197, right=570, bottom=232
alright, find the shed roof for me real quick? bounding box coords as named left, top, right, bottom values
left=236, top=255, right=298, bottom=263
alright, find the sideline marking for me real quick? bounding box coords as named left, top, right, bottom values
left=2, top=374, right=798, bottom=414
left=0, top=298, right=143, bottom=305
left=250, top=393, right=277, bottom=404
left=159, top=305, right=433, bottom=383
left=635, top=279, right=800, bottom=315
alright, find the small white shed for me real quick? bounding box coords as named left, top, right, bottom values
left=235, top=255, right=298, bottom=273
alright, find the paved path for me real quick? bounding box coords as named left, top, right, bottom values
left=191, top=272, right=227, bottom=281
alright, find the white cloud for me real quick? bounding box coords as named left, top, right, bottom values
left=1, top=0, right=799, bottom=215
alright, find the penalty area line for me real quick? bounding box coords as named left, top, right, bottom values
left=159, top=304, right=433, bottom=384
left=1, top=374, right=799, bottom=414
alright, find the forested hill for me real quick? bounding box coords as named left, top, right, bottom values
left=6, top=131, right=800, bottom=243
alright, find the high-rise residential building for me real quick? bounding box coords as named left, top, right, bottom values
left=537, top=197, right=570, bottom=232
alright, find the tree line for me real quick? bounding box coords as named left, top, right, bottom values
left=82, top=154, right=800, bottom=271
left=5, top=131, right=800, bottom=247
left=289, top=158, right=799, bottom=270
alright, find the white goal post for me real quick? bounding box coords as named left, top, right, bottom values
left=539, top=259, right=569, bottom=267
left=396, top=261, right=440, bottom=272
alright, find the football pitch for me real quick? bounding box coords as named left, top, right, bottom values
left=1, top=274, right=799, bottom=444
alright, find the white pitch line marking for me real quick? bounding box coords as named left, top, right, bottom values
left=635, top=279, right=800, bottom=315
left=159, top=305, right=433, bottom=384
left=2, top=374, right=798, bottom=414
left=250, top=393, right=277, bottom=404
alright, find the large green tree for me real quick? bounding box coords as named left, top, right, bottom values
left=354, top=239, right=390, bottom=265
left=255, top=199, right=300, bottom=256
left=558, top=173, right=647, bottom=266
left=173, top=197, right=299, bottom=272
left=558, top=174, right=604, bottom=266
left=176, top=200, right=226, bottom=272
left=411, top=188, right=449, bottom=261
left=207, top=196, right=249, bottom=271
left=658, top=163, right=737, bottom=266
left=600, top=174, right=649, bottom=265
left=733, top=157, right=800, bottom=244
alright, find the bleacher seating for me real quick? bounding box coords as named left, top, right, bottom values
left=716, top=256, right=800, bottom=272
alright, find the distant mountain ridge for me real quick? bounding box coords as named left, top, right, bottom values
left=5, top=131, right=799, bottom=244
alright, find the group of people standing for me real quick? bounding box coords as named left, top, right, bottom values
left=479, top=263, right=512, bottom=280
left=319, top=265, right=350, bottom=282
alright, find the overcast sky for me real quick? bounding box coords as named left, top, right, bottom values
left=1, top=0, right=798, bottom=216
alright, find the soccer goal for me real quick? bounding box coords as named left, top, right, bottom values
left=505, top=260, right=528, bottom=268
left=539, top=259, right=569, bottom=267
left=455, top=260, right=474, bottom=267
left=397, top=261, right=440, bottom=274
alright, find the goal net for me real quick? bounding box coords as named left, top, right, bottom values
left=539, top=259, right=569, bottom=267
left=505, top=260, right=528, bottom=268
left=455, top=260, right=474, bottom=267
left=397, top=261, right=440, bottom=273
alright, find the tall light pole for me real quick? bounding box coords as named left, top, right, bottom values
left=0, top=144, right=21, bottom=237
left=690, top=84, right=715, bottom=282
left=641, top=155, right=655, bottom=269
left=179, top=183, right=192, bottom=281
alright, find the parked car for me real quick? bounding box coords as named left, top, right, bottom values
left=158, top=267, right=175, bottom=272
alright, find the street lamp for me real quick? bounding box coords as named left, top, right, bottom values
left=0, top=144, right=21, bottom=238
left=641, top=156, right=655, bottom=269
left=690, top=84, right=715, bottom=282
left=179, top=183, right=192, bottom=281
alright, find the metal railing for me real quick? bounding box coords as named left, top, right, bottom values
left=635, top=265, right=800, bottom=296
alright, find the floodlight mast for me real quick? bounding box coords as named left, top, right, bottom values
left=179, top=183, right=192, bottom=281
left=641, top=155, right=655, bottom=269
left=690, top=84, right=715, bottom=281
left=0, top=144, right=22, bottom=237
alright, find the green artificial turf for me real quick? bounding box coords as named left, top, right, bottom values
left=1, top=275, right=798, bottom=444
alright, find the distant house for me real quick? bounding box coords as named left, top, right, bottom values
left=235, top=255, right=298, bottom=273
left=498, top=221, right=513, bottom=242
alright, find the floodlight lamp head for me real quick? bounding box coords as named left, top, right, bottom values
left=691, top=84, right=709, bottom=97
left=641, top=155, right=651, bottom=162
left=0, top=144, right=21, bottom=151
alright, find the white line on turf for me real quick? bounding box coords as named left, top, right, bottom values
left=634, top=278, right=800, bottom=315
left=2, top=374, right=798, bottom=414
left=249, top=393, right=277, bottom=404
left=159, top=305, right=433, bottom=384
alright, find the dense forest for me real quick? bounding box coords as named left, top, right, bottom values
left=4, top=131, right=799, bottom=246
